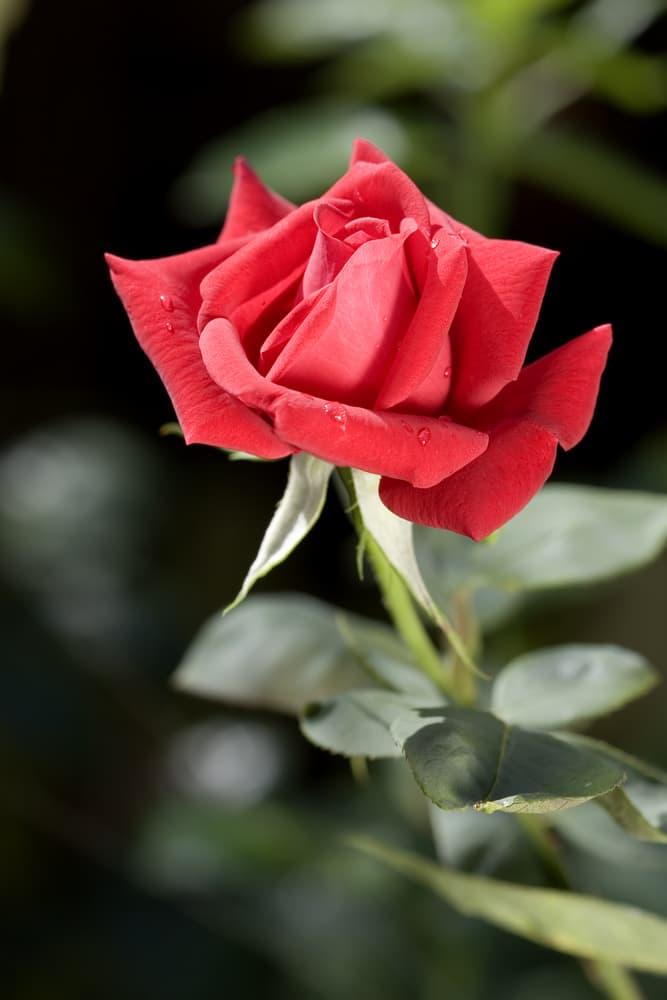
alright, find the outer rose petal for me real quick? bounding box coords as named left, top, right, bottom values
left=379, top=324, right=612, bottom=540
left=219, top=158, right=295, bottom=240
left=447, top=240, right=559, bottom=414
left=474, top=324, right=613, bottom=449
left=380, top=420, right=559, bottom=540
left=105, top=248, right=294, bottom=458
left=199, top=318, right=489, bottom=488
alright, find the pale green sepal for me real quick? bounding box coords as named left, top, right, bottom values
left=350, top=468, right=478, bottom=673
left=227, top=450, right=271, bottom=462
left=351, top=469, right=439, bottom=618
left=226, top=453, right=334, bottom=613
left=348, top=836, right=667, bottom=974
left=159, top=422, right=183, bottom=438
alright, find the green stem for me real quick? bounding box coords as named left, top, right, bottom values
left=338, top=469, right=460, bottom=701
left=364, top=528, right=458, bottom=699
left=584, top=963, right=645, bottom=1000
left=338, top=469, right=642, bottom=999
left=519, top=816, right=646, bottom=1000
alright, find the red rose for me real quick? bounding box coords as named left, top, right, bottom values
left=106, top=139, right=610, bottom=540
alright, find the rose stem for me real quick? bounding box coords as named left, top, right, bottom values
left=337, top=469, right=461, bottom=702
left=518, top=814, right=645, bottom=1000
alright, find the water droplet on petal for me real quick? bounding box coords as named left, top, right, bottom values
left=438, top=414, right=452, bottom=423
left=417, top=427, right=431, bottom=446
left=430, top=237, right=439, bottom=249
left=400, top=419, right=414, bottom=434
left=324, top=402, right=347, bottom=429
left=165, top=321, right=174, bottom=332
left=159, top=294, right=174, bottom=312
left=443, top=366, right=451, bottom=378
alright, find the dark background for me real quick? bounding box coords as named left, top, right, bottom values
left=1, top=1, right=666, bottom=998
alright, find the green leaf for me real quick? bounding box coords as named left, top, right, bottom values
left=491, top=644, right=658, bottom=729
left=348, top=836, right=667, bottom=974
left=598, top=788, right=667, bottom=845
left=416, top=485, right=667, bottom=605
left=301, top=689, right=442, bottom=759
left=226, top=453, right=333, bottom=613
left=334, top=613, right=440, bottom=698
left=173, top=593, right=426, bottom=714
left=553, top=801, right=667, bottom=870
left=562, top=735, right=667, bottom=842
left=391, top=706, right=624, bottom=813
left=351, top=469, right=441, bottom=622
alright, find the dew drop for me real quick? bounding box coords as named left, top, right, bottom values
left=417, top=427, right=431, bottom=446
left=443, top=366, right=451, bottom=378
left=400, top=419, right=414, bottom=434
left=159, top=294, right=174, bottom=312
left=430, top=237, right=439, bottom=249
left=324, top=402, right=347, bottom=429
left=438, top=414, right=452, bottom=423
left=165, top=321, right=174, bottom=332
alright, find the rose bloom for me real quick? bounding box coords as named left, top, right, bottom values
left=107, top=139, right=610, bottom=540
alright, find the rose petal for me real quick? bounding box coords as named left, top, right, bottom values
left=447, top=240, right=559, bottom=414
left=327, top=159, right=431, bottom=233
left=379, top=419, right=559, bottom=540
left=219, top=157, right=294, bottom=241
left=301, top=201, right=355, bottom=298
left=199, top=200, right=318, bottom=330
left=273, top=398, right=487, bottom=489
left=266, top=229, right=419, bottom=406
left=258, top=286, right=330, bottom=374
left=349, top=138, right=390, bottom=167
left=199, top=318, right=489, bottom=488
left=106, top=249, right=293, bottom=458
left=379, top=325, right=612, bottom=539
left=375, top=231, right=467, bottom=412
left=476, top=325, right=613, bottom=449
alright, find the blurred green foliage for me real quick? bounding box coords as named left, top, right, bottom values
left=176, top=0, right=667, bottom=239
left=2, top=0, right=667, bottom=997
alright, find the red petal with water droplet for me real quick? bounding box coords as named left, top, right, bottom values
left=105, top=248, right=294, bottom=458
left=380, top=420, right=559, bottom=540
left=199, top=318, right=488, bottom=487
left=379, top=324, right=612, bottom=539
left=375, top=232, right=467, bottom=412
